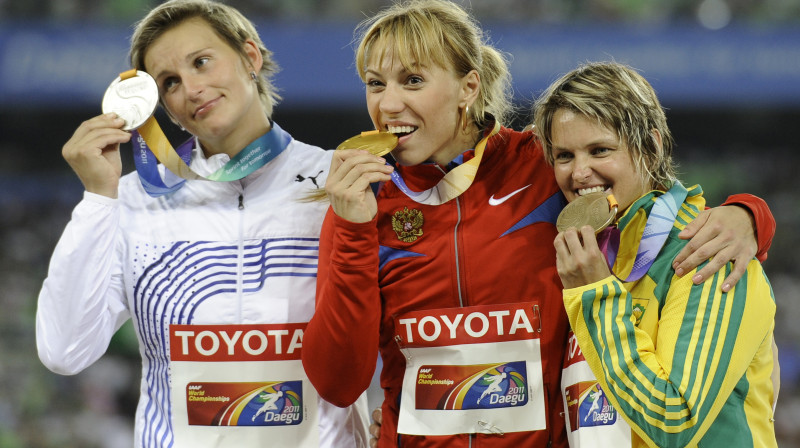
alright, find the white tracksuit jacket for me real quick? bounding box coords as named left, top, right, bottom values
left=36, top=124, right=368, bottom=448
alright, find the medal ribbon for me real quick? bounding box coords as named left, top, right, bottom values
left=605, top=181, right=689, bottom=281
left=390, top=121, right=501, bottom=205
left=131, top=117, right=291, bottom=197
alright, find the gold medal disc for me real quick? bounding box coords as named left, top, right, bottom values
left=337, top=130, right=398, bottom=157
left=557, top=192, right=618, bottom=233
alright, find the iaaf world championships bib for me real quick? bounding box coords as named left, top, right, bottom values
left=561, top=330, right=631, bottom=447
left=169, top=323, right=320, bottom=447
left=393, top=302, right=547, bottom=436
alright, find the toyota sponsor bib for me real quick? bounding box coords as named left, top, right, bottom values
left=169, top=323, right=320, bottom=447
left=393, top=302, right=547, bottom=436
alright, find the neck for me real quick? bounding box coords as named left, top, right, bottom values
left=199, top=113, right=272, bottom=159
left=430, top=123, right=485, bottom=166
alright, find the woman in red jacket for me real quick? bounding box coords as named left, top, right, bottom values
left=302, top=1, right=774, bottom=447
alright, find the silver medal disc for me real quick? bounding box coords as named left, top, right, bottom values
left=101, top=71, right=159, bottom=131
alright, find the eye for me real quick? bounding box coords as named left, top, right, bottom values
left=406, top=75, right=424, bottom=86
left=365, top=78, right=385, bottom=91
left=553, top=150, right=573, bottom=163
left=591, top=146, right=612, bottom=156
left=194, top=56, right=210, bottom=69
left=162, top=77, right=179, bottom=92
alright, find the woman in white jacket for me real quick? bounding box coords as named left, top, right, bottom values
left=35, top=1, right=368, bottom=447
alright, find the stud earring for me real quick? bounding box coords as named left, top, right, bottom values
left=250, top=71, right=258, bottom=81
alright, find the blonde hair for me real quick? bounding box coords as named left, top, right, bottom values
left=533, top=61, right=676, bottom=189
left=129, top=0, right=280, bottom=118
left=354, top=0, right=513, bottom=128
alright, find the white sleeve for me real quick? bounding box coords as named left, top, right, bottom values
left=36, top=191, right=130, bottom=375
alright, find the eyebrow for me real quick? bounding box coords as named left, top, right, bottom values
left=552, top=138, right=619, bottom=153
left=364, top=60, right=427, bottom=77
left=151, top=47, right=211, bottom=81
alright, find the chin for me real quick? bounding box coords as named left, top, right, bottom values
left=391, top=151, right=423, bottom=167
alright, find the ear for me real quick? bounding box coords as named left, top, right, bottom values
left=243, top=38, right=263, bottom=73
left=459, top=69, right=480, bottom=108
left=651, top=128, right=663, bottom=151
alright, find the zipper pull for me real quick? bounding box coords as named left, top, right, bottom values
left=238, top=194, right=244, bottom=210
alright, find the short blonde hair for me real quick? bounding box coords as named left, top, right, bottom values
left=533, top=61, right=676, bottom=189
left=129, top=0, right=280, bottom=118
left=355, top=0, right=513, bottom=128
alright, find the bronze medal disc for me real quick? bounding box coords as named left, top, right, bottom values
left=556, top=191, right=617, bottom=233
left=337, top=130, right=398, bottom=157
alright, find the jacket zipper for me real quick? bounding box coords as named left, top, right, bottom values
left=454, top=196, right=465, bottom=308
left=438, top=166, right=469, bottom=445
left=236, top=192, right=245, bottom=323
left=437, top=165, right=466, bottom=308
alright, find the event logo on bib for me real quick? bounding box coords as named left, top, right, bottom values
left=186, top=381, right=304, bottom=426
left=565, top=381, right=617, bottom=430
left=415, top=362, right=528, bottom=410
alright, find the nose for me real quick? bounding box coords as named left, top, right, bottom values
left=182, top=73, right=204, bottom=100
left=378, top=83, right=404, bottom=115
left=571, top=154, right=592, bottom=183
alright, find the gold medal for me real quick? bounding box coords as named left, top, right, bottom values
left=337, top=130, right=398, bottom=156
left=556, top=192, right=619, bottom=233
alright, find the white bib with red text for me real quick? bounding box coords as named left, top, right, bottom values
left=561, top=330, right=631, bottom=447
left=394, top=302, right=547, bottom=436
left=169, top=323, right=320, bottom=447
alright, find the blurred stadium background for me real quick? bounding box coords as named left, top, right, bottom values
left=1, top=0, right=798, bottom=446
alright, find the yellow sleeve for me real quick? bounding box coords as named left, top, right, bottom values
left=563, top=261, right=775, bottom=447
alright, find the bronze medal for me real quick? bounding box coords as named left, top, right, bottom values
left=556, top=192, right=619, bottom=233
left=337, top=130, right=398, bottom=156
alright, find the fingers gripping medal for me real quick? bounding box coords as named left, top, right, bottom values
left=556, top=192, right=619, bottom=233
left=337, top=130, right=398, bottom=156
left=102, top=69, right=159, bottom=131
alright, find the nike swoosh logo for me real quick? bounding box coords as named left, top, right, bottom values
left=489, top=184, right=532, bottom=206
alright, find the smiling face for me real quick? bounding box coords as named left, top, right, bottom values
left=550, top=108, right=651, bottom=214
left=143, top=17, right=267, bottom=156
left=364, top=48, right=478, bottom=166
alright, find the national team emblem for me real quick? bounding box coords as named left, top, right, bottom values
left=632, top=299, right=648, bottom=326
left=392, top=207, right=424, bottom=243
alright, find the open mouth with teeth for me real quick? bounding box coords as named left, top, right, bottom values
left=577, top=186, right=608, bottom=196
left=387, top=125, right=417, bottom=138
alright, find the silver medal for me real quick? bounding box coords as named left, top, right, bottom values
left=101, top=70, right=159, bottom=131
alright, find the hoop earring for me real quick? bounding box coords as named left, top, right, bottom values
left=461, top=105, right=470, bottom=131
left=250, top=71, right=258, bottom=81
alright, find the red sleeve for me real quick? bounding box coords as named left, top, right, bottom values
left=721, top=193, right=775, bottom=262
left=301, top=207, right=382, bottom=407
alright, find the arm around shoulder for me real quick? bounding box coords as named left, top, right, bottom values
left=722, top=193, right=775, bottom=261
